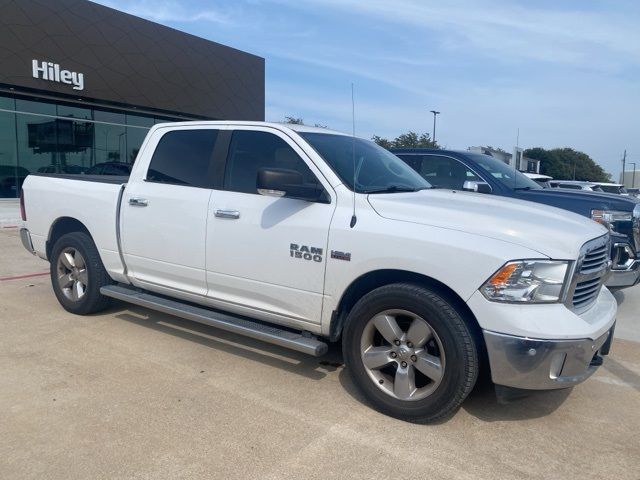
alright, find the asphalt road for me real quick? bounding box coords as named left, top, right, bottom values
left=1, top=227, right=639, bottom=480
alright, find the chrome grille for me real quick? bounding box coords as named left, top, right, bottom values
left=568, top=235, right=611, bottom=312
left=572, top=278, right=602, bottom=308
left=579, top=244, right=608, bottom=273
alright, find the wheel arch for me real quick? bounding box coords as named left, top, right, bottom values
left=46, top=217, right=91, bottom=259
left=330, top=269, right=484, bottom=347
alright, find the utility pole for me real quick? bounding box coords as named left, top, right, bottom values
left=430, top=110, right=440, bottom=144
left=630, top=162, right=637, bottom=188
left=622, top=149, right=627, bottom=185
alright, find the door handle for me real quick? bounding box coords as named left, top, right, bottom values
left=214, top=209, right=240, bottom=219
left=129, top=197, right=149, bottom=207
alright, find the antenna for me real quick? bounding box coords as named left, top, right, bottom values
left=514, top=127, right=519, bottom=189
left=350, top=83, right=357, bottom=228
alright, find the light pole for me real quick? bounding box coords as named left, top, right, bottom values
left=430, top=110, right=440, bottom=144
left=629, top=162, right=637, bottom=188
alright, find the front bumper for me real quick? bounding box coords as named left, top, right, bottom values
left=20, top=228, right=36, bottom=255
left=605, top=238, right=640, bottom=289
left=607, top=260, right=640, bottom=288
left=606, top=242, right=640, bottom=289
left=483, top=326, right=614, bottom=390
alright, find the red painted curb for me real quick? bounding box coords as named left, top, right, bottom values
left=0, top=271, right=49, bottom=281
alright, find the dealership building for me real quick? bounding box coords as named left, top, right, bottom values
left=0, top=0, right=265, bottom=198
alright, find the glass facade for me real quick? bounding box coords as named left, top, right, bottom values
left=0, top=92, right=181, bottom=197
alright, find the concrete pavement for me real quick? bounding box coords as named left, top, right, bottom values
left=0, top=199, right=20, bottom=228
left=1, top=227, right=638, bottom=480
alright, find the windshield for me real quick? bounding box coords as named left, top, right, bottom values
left=299, top=132, right=430, bottom=193
left=600, top=184, right=626, bottom=194
left=467, top=154, right=541, bottom=190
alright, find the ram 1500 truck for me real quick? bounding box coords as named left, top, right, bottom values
left=392, top=148, right=640, bottom=290
left=20, top=122, right=616, bottom=422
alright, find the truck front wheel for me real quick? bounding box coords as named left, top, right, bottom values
left=342, top=283, right=478, bottom=423
left=50, top=232, right=113, bottom=315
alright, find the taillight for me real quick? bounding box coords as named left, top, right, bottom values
left=19, top=189, right=26, bottom=221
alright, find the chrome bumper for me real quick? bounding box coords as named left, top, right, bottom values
left=606, top=259, right=640, bottom=289
left=20, top=228, right=36, bottom=255
left=483, top=327, right=613, bottom=390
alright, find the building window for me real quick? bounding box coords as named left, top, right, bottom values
left=0, top=99, right=18, bottom=197
left=0, top=92, right=180, bottom=197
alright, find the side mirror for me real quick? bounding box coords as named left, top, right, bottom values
left=462, top=180, right=492, bottom=194
left=257, top=168, right=328, bottom=203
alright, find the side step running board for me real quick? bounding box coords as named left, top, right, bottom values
left=100, top=284, right=328, bottom=357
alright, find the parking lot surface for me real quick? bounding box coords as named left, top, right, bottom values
left=1, top=227, right=639, bottom=480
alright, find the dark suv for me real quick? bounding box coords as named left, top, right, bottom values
left=391, top=148, right=640, bottom=290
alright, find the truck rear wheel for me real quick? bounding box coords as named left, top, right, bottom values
left=50, top=232, right=113, bottom=315
left=342, top=283, right=478, bottom=423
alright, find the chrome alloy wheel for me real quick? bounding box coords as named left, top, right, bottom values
left=56, top=247, right=88, bottom=302
left=360, top=309, right=446, bottom=401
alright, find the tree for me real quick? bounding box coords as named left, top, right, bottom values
left=283, top=116, right=327, bottom=128
left=371, top=135, right=393, bottom=149
left=284, top=116, right=304, bottom=125
left=524, top=147, right=611, bottom=182
left=372, top=131, right=439, bottom=149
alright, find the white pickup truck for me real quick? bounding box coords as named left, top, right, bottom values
left=20, top=121, right=617, bottom=422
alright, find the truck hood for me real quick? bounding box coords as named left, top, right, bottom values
left=519, top=188, right=640, bottom=211
left=368, top=189, right=608, bottom=260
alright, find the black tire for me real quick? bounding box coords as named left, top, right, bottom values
left=342, top=283, right=478, bottom=423
left=50, top=231, right=113, bottom=315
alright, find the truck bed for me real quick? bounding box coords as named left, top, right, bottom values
left=29, top=172, right=129, bottom=184
left=22, top=173, right=128, bottom=280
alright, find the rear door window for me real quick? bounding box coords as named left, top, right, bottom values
left=146, top=130, right=218, bottom=188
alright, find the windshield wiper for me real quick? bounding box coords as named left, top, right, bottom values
left=363, top=185, right=423, bottom=194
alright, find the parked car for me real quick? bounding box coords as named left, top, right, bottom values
left=84, top=161, right=132, bottom=176
left=20, top=122, right=617, bottom=422
left=37, top=165, right=88, bottom=174
left=523, top=172, right=553, bottom=188
left=392, top=148, right=640, bottom=289
left=592, top=182, right=629, bottom=196
left=550, top=180, right=604, bottom=192
left=0, top=165, right=30, bottom=198
left=627, top=188, right=639, bottom=198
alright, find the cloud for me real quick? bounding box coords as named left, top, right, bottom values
left=270, top=0, right=640, bottom=70
left=95, top=0, right=233, bottom=24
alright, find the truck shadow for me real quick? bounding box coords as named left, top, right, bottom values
left=460, top=379, right=572, bottom=422
left=612, top=289, right=625, bottom=305
left=105, top=302, right=574, bottom=422
left=337, top=369, right=572, bottom=424
left=108, top=303, right=344, bottom=382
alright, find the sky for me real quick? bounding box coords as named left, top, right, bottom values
left=94, top=0, right=640, bottom=178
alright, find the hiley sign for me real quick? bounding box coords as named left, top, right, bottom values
left=31, top=59, right=84, bottom=91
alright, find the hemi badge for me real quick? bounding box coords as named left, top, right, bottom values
left=331, top=250, right=351, bottom=261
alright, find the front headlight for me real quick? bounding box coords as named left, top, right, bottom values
left=591, top=209, right=632, bottom=232
left=481, top=260, right=569, bottom=303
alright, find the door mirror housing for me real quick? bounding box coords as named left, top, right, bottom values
left=462, top=180, right=492, bottom=194
left=257, top=168, right=329, bottom=203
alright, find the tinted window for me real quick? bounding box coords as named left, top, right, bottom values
left=398, top=154, right=480, bottom=189
left=558, top=184, right=582, bottom=190
left=466, top=153, right=541, bottom=190
left=225, top=130, right=318, bottom=194
left=300, top=132, right=429, bottom=193
left=147, top=130, right=217, bottom=187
